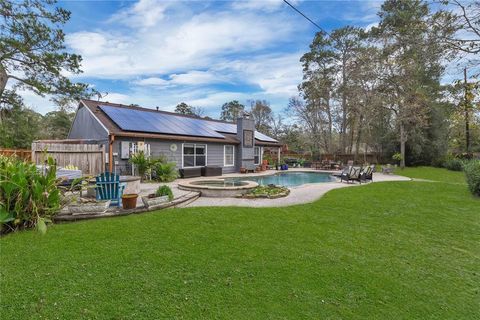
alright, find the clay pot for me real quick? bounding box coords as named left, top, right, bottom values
left=122, top=193, right=138, bottom=209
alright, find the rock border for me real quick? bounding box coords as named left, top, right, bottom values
left=54, top=191, right=200, bottom=222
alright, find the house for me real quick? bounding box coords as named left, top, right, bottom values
left=68, top=99, right=281, bottom=175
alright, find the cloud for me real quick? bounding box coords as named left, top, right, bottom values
left=135, top=70, right=229, bottom=88
left=66, top=4, right=297, bottom=79
left=231, top=0, right=292, bottom=12
left=109, top=0, right=170, bottom=28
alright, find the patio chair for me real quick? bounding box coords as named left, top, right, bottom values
left=95, top=172, right=126, bottom=207
left=340, top=166, right=362, bottom=183
left=360, top=165, right=375, bottom=182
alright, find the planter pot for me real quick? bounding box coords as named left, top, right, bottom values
left=141, top=195, right=169, bottom=208
left=122, top=194, right=138, bottom=209
left=68, top=200, right=111, bottom=216
left=281, top=164, right=288, bottom=170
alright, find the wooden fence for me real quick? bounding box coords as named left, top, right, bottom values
left=281, top=152, right=380, bottom=164
left=0, top=148, right=32, bottom=161
left=32, top=142, right=105, bottom=175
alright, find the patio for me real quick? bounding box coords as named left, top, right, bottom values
left=143, top=168, right=411, bottom=208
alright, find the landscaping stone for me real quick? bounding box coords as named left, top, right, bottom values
left=141, top=195, right=169, bottom=208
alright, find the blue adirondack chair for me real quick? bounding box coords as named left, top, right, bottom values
left=95, top=172, right=126, bottom=207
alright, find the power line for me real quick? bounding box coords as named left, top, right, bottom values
left=282, top=0, right=327, bottom=34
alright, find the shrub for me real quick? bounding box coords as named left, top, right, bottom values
left=152, top=161, right=178, bottom=182
left=0, top=156, right=60, bottom=234
left=464, top=160, right=480, bottom=197
left=129, top=151, right=152, bottom=180
left=155, top=185, right=173, bottom=201
left=443, top=157, right=465, bottom=171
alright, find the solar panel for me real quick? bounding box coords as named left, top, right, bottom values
left=254, top=131, right=278, bottom=143
left=99, top=105, right=278, bottom=142
left=99, top=105, right=225, bottom=139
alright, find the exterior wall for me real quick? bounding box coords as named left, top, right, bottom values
left=112, top=137, right=237, bottom=175
left=68, top=105, right=109, bottom=141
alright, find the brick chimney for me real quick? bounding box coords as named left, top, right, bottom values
left=236, top=111, right=255, bottom=170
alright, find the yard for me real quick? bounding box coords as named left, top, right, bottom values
left=1, top=168, right=478, bottom=319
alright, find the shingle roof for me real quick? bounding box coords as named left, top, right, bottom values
left=80, top=99, right=280, bottom=146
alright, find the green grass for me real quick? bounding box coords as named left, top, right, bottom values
left=1, top=168, right=479, bottom=319
left=395, top=166, right=467, bottom=184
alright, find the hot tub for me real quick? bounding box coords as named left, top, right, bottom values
left=178, top=179, right=258, bottom=197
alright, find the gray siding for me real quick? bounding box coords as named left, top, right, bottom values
left=112, top=137, right=237, bottom=174
left=68, top=105, right=109, bottom=141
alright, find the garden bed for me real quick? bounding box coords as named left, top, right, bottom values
left=237, top=185, right=290, bottom=199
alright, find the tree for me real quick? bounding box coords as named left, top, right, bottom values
left=249, top=99, right=272, bottom=133
left=175, top=102, right=193, bottom=115
left=220, top=100, right=245, bottom=122
left=298, top=31, right=336, bottom=155
left=437, top=0, right=480, bottom=55
left=372, top=0, right=454, bottom=168
left=0, top=105, right=43, bottom=148
left=0, top=0, right=95, bottom=116
left=269, top=114, right=284, bottom=140
left=287, top=96, right=325, bottom=160
left=329, top=26, right=364, bottom=153
left=42, top=109, right=75, bottom=140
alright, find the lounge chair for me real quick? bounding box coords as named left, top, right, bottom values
left=95, top=172, right=126, bottom=207
left=340, top=166, right=362, bottom=183
left=360, top=165, right=375, bottom=182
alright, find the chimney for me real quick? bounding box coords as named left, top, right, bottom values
left=236, top=111, right=256, bottom=170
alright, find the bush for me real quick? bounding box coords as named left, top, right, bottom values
left=464, top=160, right=480, bottom=197
left=152, top=161, right=178, bottom=182
left=155, top=185, right=173, bottom=201
left=129, top=151, right=153, bottom=180
left=443, top=157, right=465, bottom=171
left=0, top=155, right=60, bottom=234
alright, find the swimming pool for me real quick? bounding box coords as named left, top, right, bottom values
left=226, top=171, right=335, bottom=187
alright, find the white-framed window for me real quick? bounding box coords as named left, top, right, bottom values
left=182, top=143, right=207, bottom=168
left=224, top=145, right=235, bottom=167
left=254, top=146, right=262, bottom=165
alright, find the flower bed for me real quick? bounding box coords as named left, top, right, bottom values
left=238, top=185, right=290, bottom=199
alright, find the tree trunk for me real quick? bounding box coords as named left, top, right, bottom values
left=0, top=63, right=7, bottom=97
left=400, top=122, right=406, bottom=169
left=354, top=115, right=364, bottom=162
left=464, top=68, right=470, bottom=153
left=341, top=60, right=347, bottom=153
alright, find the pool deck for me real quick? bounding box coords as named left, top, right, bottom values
left=142, top=168, right=410, bottom=208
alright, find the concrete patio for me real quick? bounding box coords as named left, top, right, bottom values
left=140, top=168, right=411, bottom=208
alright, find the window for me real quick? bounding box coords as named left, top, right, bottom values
left=224, top=145, right=235, bottom=167
left=254, top=146, right=261, bottom=165
left=183, top=144, right=207, bottom=167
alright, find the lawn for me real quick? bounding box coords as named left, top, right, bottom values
left=395, top=166, right=467, bottom=184
left=1, top=168, right=478, bottom=319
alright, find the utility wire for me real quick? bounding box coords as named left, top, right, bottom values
left=282, top=0, right=327, bottom=34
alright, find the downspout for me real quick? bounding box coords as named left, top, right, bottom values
left=109, top=134, right=115, bottom=172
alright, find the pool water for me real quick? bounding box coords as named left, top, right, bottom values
left=190, top=180, right=249, bottom=187
left=226, top=172, right=335, bottom=187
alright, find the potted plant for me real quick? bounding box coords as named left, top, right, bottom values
left=142, top=185, right=174, bottom=208
left=392, top=152, right=403, bottom=167
left=122, top=193, right=138, bottom=209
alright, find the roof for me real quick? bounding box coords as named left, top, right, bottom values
left=79, top=99, right=281, bottom=146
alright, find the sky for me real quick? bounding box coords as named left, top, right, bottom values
left=22, top=0, right=386, bottom=116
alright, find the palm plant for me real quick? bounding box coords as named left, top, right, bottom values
left=152, top=161, right=178, bottom=182
left=129, top=151, right=152, bottom=180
